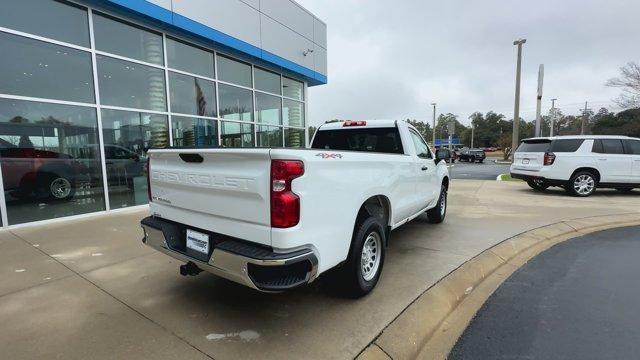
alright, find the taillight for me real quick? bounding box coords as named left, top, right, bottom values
left=343, top=120, right=367, bottom=127
left=146, top=156, right=152, bottom=201
left=271, top=160, right=304, bottom=228
left=543, top=152, right=556, bottom=166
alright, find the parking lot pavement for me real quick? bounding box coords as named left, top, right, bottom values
left=0, top=181, right=639, bottom=359
left=449, top=160, right=511, bottom=180
left=450, top=225, right=640, bottom=360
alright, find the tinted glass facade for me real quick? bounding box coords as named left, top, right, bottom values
left=0, top=1, right=307, bottom=226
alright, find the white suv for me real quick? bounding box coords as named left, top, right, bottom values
left=510, top=135, right=640, bottom=196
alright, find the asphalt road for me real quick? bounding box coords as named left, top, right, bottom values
left=450, top=225, right=640, bottom=360
left=449, top=160, right=510, bottom=180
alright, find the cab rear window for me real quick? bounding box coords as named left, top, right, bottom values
left=311, top=128, right=404, bottom=154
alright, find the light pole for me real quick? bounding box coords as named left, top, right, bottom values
left=511, top=38, right=526, bottom=159
left=430, top=103, right=436, bottom=147
left=550, top=98, right=557, bottom=136
left=471, top=122, right=475, bottom=148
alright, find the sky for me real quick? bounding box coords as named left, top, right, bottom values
left=296, top=0, right=640, bottom=128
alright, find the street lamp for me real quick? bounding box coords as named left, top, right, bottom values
left=430, top=103, right=436, bottom=146
left=511, top=38, right=526, bottom=159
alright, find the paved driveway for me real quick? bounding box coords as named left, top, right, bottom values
left=449, top=160, right=510, bottom=180
left=0, top=181, right=638, bottom=359
left=451, top=225, right=640, bottom=360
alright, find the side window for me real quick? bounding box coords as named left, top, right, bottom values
left=549, top=139, right=584, bottom=152
left=409, top=130, right=432, bottom=159
left=601, top=139, right=625, bottom=154
left=624, top=140, right=640, bottom=155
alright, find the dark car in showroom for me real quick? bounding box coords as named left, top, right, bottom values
left=459, top=148, right=487, bottom=163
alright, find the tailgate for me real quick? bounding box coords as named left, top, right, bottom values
left=512, top=152, right=545, bottom=171
left=148, top=148, right=272, bottom=246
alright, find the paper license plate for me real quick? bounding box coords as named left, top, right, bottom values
left=186, top=229, right=209, bottom=254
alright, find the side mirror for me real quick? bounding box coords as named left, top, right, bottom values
left=435, top=149, right=449, bottom=163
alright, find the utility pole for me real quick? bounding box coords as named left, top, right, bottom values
left=471, top=122, right=475, bottom=148
left=430, top=103, right=436, bottom=147
left=579, top=101, right=592, bottom=135
left=511, top=38, right=526, bottom=159
left=535, top=64, right=544, bottom=137
left=550, top=98, right=557, bottom=136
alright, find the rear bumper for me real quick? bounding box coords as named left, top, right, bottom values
left=510, top=172, right=566, bottom=186
left=140, top=216, right=318, bottom=292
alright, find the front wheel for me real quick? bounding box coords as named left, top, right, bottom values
left=427, top=184, right=447, bottom=223
left=337, top=216, right=386, bottom=298
left=566, top=171, right=597, bottom=197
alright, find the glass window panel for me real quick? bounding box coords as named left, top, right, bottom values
left=0, top=98, right=106, bottom=225
left=218, top=84, right=253, bottom=121
left=172, top=116, right=218, bottom=148
left=283, top=99, right=304, bottom=127
left=0, top=32, right=95, bottom=103
left=255, top=93, right=281, bottom=125
left=283, top=77, right=304, bottom=100
left=257, top=126, right=283, bottom=147
left=169, top=72, right=216, bottom=117
left=0, top=0, right=90, bottom=47
left=285, top=128, right=305, bottom=148
left=97, top=55, right=166, bottom=111
left=93, top=13, right=163, bottom=65
left=221, top=121, right=254, bottom=148
left=217, top=55, right=252, bottom=87
left=166, top=38, right=214, bottom=78
left=255, top=68, right=281, bottom=94
left=101, top=109, right=168, bottom=209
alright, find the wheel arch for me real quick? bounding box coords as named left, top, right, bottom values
left=571, top=167, right=601, bottom=183
left=354, top=195, right=391, bottom=246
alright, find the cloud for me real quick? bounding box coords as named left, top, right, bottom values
left=298, top=0, right=640, bottom=126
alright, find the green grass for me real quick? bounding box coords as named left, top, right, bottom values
left=497, top=173, right=523, bottom=182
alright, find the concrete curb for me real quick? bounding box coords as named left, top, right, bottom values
left=357, top=212, right=640, bottom=360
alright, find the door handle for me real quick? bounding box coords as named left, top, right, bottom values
left=598, top=158, right=607, bottom=161
left=421, top=166, right=429, bottom=171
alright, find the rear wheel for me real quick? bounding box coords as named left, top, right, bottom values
left=527, top=179, right=549, bottom=191
left=427, top=184, right=447, bottom=223
left=37, top=173, right=76, bottom=201
left=566, top=171, right=597, bottom=197
left=337, top=216, right=386, bottom=298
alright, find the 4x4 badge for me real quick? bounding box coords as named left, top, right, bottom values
left=316, top=153, right=343, bottom=159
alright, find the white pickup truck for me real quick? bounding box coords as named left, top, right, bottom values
left=140, top=120, right=450, bottom=297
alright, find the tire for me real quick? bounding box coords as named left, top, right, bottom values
left=479, top=159, right=484, bottom=163
left=427, top=184, right=447, bottom=223
left=566, top=171, right=597, bottom=197
left=38, top=172, right=76, bottom=201
left=527, top=179, right=549, bottom=191
left=337, top=216, right=386, bottom=298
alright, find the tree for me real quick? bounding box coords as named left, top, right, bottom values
left=606, top=61, right=640, bottom=109
left=435, top=113, right=468, bottom=145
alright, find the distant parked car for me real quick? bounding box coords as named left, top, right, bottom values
left=510, top=135, right=640, bottom=196
left=459, top=148, right=487, bottom=163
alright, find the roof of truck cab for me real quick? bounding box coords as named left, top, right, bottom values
left=523, top=135, right=636, bottom=141
left=319, top=119, right=399, bottom=130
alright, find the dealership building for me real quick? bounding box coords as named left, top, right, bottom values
left=0, top=0, right=327, bottom=227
